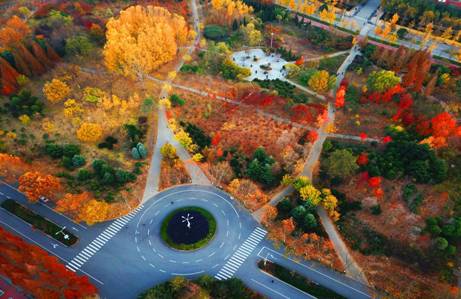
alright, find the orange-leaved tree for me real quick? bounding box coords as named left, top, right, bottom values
left=104, top=5, right=189, bottom=78
left=18, top=171, right=62, bottom=202
left=0, top=226, right=98, bottom=298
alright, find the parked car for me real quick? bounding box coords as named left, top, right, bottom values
left=38, top=196, right=49, bottom=203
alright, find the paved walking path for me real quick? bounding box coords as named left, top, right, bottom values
left=142, top=0, right=211, bottom=203
left=253, top=7, right=378, bottom=285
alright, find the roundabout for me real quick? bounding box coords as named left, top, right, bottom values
left=133, top=185, right=254, bottom=276
left=161, top=206, right=216, bottom=251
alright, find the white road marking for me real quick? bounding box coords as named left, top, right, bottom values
left=257, top=247, right=372, bottom=298
left=66, top=204, right=144, bottom=272
left=250, top=279, right=290, bottom=299
left=215, top=227, right=267, bottom=280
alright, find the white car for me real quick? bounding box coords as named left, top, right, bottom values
left=38, top=196, right=49, bottom=203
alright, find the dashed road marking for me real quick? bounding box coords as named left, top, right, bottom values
left=215, top=227, right=267, bottom=280
left=66, top=204, right=144, bottom=272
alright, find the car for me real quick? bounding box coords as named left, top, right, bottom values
left=38, top=196, right=49, bottom=203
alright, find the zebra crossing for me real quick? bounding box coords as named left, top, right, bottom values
left=215, top=227, right=267, bottom=280
left=66, top=204, right=144, bottom=272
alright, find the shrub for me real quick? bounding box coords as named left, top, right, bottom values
left=204, top=24, right=228, bottom=40
left=62, top=144, right=80, bottom=157
left=169, top=94, right=185, bottom=106
left=247, top=147, right=276, bottom=186
left=180, top=122, right=211, bottom=150
left=77, top=169, right=92, bottom=181
left=77, top=123, right=103, bottom=143
left=98, top=136, right=118, bottom=150
left=43, top=79, right=71, bottom=103
left=72, top=155, right=86, bottom=168
left=5, top=90, right=44, bottom=117
left=65, top=34, right=94, bottom=56
left=45, top=143, right=64, bottom=159
left=131, top=143, right=147, bottom=160
left=303, top=213, right=317, bottom=229
left=371, top=204, right=382, bottom=215
left=220, top=59, right=251, bottom=80
left=124, top=124, right=144, bottom=147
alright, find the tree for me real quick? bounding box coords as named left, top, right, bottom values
left=0, top=226, right=97, bottom=298
left=18, top=171, right=62, bottom=202
left=160, top=143, right=177, bottom=161
left=43, top=79, right=71, bottom=103
left=77, top=123, right=103, bottom=143
left=104, top=5, right=189, bottom=78
left=367, top=70, right=401, bottom=93
left=299, top=185, right=321, bottom=204
left=65, top=34, right=94, bottom=56
left=247, top=147, right=276, bottom=186
left=241, top=22, right=263, bottom=46
left=5, top=89, right=43, bottom=117
left=76, top=199, right=110, bottom=225
left=308, top=70, right=333, bottom=93
left=303, top=213, right=317, bottom=229
left=323, top=149, right=359, bottom=179
left=0, top=57, right=20, bottom=95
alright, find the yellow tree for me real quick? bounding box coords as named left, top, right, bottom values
left=76, top=122, right=103, bottom=143
left=76, top=199, right=110, bottom=225
left=308, top=70, right=331, bottom=92
left=104, top=5, right=189, bottom=79
left=441, top=27, right=453, bottom=40
left=43, top=79, right=71, bottom=103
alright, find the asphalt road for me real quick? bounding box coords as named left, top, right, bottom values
left=0, top=182, right=375, bottom=299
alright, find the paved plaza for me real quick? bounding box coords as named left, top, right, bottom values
left=232, top=48, right=289, bottom=81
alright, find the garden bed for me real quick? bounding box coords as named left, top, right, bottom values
left=1, top=199, right=78, bottom=246
left=160, top=207, right=216, bottom=251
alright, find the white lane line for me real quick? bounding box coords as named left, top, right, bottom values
left=250, top=279, right=290, bottom=299
left=258, top=247, right=371, bottom=298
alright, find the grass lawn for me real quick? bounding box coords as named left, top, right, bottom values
left=1, top=199, right=78, bottom=246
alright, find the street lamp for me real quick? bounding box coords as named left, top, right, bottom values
left=270, top=32, right=274, bottom=49
left=55, top=226, right=70, bottom=240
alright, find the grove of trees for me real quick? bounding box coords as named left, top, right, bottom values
left=104, top=5, right=190, bottom=78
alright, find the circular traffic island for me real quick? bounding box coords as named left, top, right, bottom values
left=160, top=207, right=216, bottom=251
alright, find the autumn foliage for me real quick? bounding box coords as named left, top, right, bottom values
left=18, top=171, right=62, bottom=202
left=43, top=79, right=71, bottom=103
left=0, top=153, right=30, bottom=181
left=0, top=226, right=98, bottom=299
left=104, top=5, right=190, bottom=78
left=76, top=122, right=103, bottom=143
left=0, top=16, right=60, bottom=95
left=208, top=0, right=253, bottom=26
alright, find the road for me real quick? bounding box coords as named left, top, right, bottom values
left=0, top=182, right=375, bottom=299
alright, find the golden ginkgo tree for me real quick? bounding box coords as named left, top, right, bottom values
left=103, top=5, right=190, bottom=79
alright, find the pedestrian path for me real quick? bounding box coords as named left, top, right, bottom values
left=66, top=204, right=144, bottom=272
left=215, top=227, right=267, bottom=280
